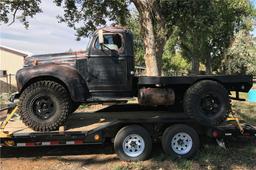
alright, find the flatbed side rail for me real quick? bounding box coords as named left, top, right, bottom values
left=0, top=121, right=123, bottom=147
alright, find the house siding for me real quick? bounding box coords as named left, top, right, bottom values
left=0, top=49, right=25, bottom=89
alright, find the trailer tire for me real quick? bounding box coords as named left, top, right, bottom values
left=184, top=80, right=230, bottom=126
left=161, top=124, right=199, bottom=159
left=18, top=81, right=71, bottom=131
left=114, top=125, right=152, bottom=161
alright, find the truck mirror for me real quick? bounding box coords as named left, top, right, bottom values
left=98, top=29, right=104, bottom=45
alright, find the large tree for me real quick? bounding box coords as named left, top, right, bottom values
left=1, top=0, right=171, bottom=76
left=54, top=0, right=179, bottom=76
left=1, top=0, right=255, bottom=76
left=176, top=0, right=255, bottom=74
left=223, top=29, right=256, bottom=75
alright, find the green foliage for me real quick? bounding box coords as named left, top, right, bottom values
left=162, top=52, right=190, bottom=76
left=162, top=32, right=190, bottom=76
left=126, top=12, right=145, bottom=67
left=223, top=29, right=256, bottom=75
left=0, top=0, right=42, bottom=28
left=173, top=0, right=255, bottom=74
left=54, top=0, right=130, bottom=39
left=1, top=0, right=255, bottom=75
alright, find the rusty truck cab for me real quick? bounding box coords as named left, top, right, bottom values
left=76, top=26, right=135, bottom=99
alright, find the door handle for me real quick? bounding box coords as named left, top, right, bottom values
left=118, top=58, right=125, bottom=61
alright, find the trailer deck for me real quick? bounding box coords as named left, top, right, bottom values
left=1, top=104, right=255, bottom=160
left=3, top=104, right=189, bottom=134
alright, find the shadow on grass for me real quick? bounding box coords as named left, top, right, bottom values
left=193, top=139, right=256, bottom=170
left=1, top=143, right=115, bottom=158
left=150, top=139, right=256, bottom=170
left=1, top=138, right=255, bottom=170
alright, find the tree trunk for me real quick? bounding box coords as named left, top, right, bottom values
left=191, top=56, right=199, bottom=75
left=155, top=39, right=166, bottom=75
left=142, top=16, right=161, bottom=76
left=132, top=0, right=161, bottom=76
left=205, top=53, right=212, bottom=74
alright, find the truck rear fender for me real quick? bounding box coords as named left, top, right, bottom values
left=16, top=64, right=89, bottom=102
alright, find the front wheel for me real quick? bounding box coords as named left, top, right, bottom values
left=114, top=125, right=152, bottom=161
left=18, top=81, right=71, bottom=131
left=69, top=101, right=80, bottom=114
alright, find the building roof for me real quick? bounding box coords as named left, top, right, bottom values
left=0, top=45, right=32, bottom=57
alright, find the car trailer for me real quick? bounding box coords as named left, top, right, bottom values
left=0, top=104, right=256, bottom=161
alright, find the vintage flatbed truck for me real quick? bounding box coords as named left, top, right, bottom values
left=13, top=26, right=253, bottom=131
left=0, top=104, right=255, bottom=161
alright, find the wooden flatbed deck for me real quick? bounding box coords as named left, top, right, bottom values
left=2, top=104, right=190, bottom=135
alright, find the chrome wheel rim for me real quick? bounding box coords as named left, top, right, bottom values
left=122, top=134, right=145, bottom=157
left=171, top=132, right=193, bottom=155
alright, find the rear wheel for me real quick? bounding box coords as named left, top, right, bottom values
left=18, top=81, right=71, bottom=131
left=114, top=125, right=152, bottom=161
left=161, top=124, right=200, bottom=159
left=184, top=80, right=230, bottom=126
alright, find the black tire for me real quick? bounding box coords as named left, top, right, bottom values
left=114, top=125, right=152, bottom=161
left=69, top=102, right=80, bottom=114
left=184, top=80, right=230, bottom=126
left=18, top=81, right=71, bottom=131
left=161, top=124, right=200, bottom=159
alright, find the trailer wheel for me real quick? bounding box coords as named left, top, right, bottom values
left=114, top=125, right=152, bottom=161
left=18, top=81, right=71, bottom=131
left=184, top=80, right=230, bottom=126
left=161, top=124, right=199, bottom=159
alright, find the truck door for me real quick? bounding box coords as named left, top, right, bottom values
left=87, top=33, right=133, bottom=96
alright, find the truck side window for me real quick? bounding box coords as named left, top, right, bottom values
left=95, top=34, right=122, bottom=51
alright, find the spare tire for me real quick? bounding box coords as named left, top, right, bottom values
left=18, top=81, right=71, bottom=131
left=184, top=80, right=230, bottom=126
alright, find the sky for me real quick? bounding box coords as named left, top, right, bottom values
left=0, top=1, right=88, bottom=55
left=0, top=1, right=256, bottom=55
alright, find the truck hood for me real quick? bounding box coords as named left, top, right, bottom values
left=24, top=51, right=88, bottom=67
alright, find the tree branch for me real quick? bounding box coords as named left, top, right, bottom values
left=8, top=5, right=19, bottom=26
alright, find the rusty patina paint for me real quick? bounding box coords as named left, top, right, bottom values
left=138, top=88, right=175, bottom=106
left=16, top=63, right=89, bottom=102
left=24, top=51, right=87, bottom=66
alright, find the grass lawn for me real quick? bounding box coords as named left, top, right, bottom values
left=113, top=140, right=256, bottom=170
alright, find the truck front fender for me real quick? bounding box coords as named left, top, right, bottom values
left=16, top=63, right=89, bottom=102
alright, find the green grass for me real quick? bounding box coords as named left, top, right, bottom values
left=78, top=104, right=88, bottom=109
left=232, top=101, right=256, bottom=124
left=175, top=160, right=194, bottom=170
left=113, top=162, right=144, bottom=170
